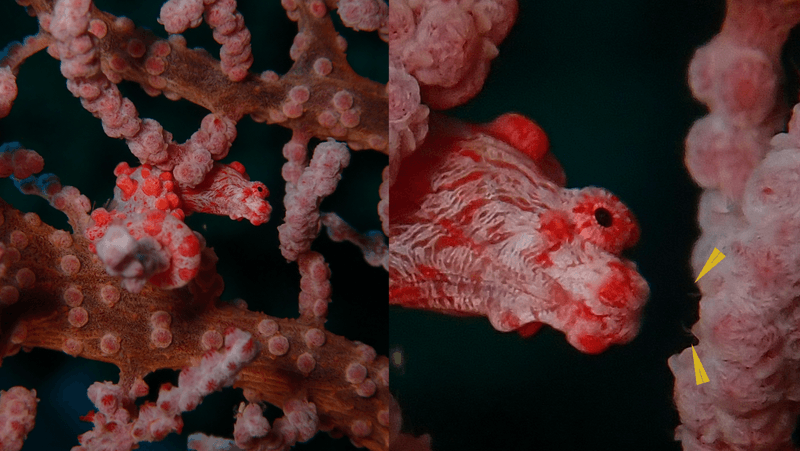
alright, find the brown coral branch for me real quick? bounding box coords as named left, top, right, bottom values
left=0, top=197, right=389, bottom=450
left=20, top=0, right=387, bottom=153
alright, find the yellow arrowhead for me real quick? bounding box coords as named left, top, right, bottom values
left=695, top=247, right=725, bottom=282
left=692, top=345, right=709, bottom=385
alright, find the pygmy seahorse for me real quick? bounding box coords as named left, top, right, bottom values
left=389, top=113, right=649, bottom=354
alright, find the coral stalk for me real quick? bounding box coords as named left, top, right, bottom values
left=669, top=0, right=800, bottom=449
left=0, top=0, right=389, bottom=449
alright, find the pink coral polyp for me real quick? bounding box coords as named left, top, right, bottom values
left=406, top=3, right=477, bottom=88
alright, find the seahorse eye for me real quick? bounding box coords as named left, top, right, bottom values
left=573, top=188, right=639, bottom=254
left=594, top=207, right=613, bottom=227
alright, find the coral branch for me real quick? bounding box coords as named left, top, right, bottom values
left=278, top=139, right=349, bottom=261
left=0, top=0, right=388, bottom=449
left=0, top=386, right=37, bottom=451
left=0, top=198, right=390, bottom=449
left=19, top=0, right=387, bottom=152
left=670, top=0, right=800, bottom=449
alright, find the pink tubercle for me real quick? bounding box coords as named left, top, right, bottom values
left=260, top=70, right=280, bottom=83
left=296, top=352, right=316, bottom=373
left=336, top=36, right=347, bottom=52
left=313, top=57, right=332, bottom=76
left=282, top=101, right=303, bottom=119
left=88, top=19, right=108, bottom=38
left=68, top=307, right=89, bottom=328
left=63, top=338, right=83, bottom=356
left=355, top=379, right=376, bottom=398
left=258, top=319, right=279, bottom=337
left=0, top=286, right=19, bottom=306
left=151, top=40, right=171, bottom=58
left=99, top=284, right=120, bottom=307
left=355, top=343, right=377, bottom=363
left=332, top=90, right=353, bottom=110
left=150, top=328, right=173, bottom=348
left=345, top=362, right=367, bottom=384
left=145, top=56, right=166, bottom=75
left=130, top=377, right=149, bottom=398
left=50, top=230, right=73, bottom=248
left=15, top=268, right=35, bottom=289
left=268, top=335, right=290, bottom=356
left=114, top=17, right=135, bottom=33
left=63, top=285, right=83, bottom=307
left=9, top=230, right=28, bottom=249
left=288, top=85, right=310, bottom=104
left=377, top=409, right=390, bottom=426
left=100, top=333, right=121, bottom=355
left=149, top=311, right=172, bottom=329
left=127, top=38, right=147, bottom=58
left=10, top=323, right=26, bottom=344
left=201, top=329, right=223, bottom=350
left=22, top=212, right=40, bottom=227
left=60, top=254, right=81, bottom=276
left=303, top=329, right=325, bottom=349
left=340, top=109, right=360, bottom=128
left=317, top=110, right=337, bottom=128
left=309, top=0, right=327, bottom=18
left=350, top=419, right=372, bottom=438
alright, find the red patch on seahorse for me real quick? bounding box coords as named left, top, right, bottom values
left=439, top=171, right=484, bottom=191
left=534, top=252, right=554, bottom=268
left=538, top=210, right=573, bottom=243
left=478, top=113, right=550, bottom=161
left=434, top=218, right=485, bottom=253
left=417, top=264, right=443, bottom=280
left=597, top=261, right=639, bottom=308
left=454, top=198, right=490, bottom=224
left=517, top=322, right=544, bottom=338
left=390, top=285, right=423, bottom=304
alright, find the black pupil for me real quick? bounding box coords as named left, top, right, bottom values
left=594, top=208, right=613, bottom=227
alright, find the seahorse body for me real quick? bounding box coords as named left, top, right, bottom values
left=389, top=113, right=649, bottom=354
